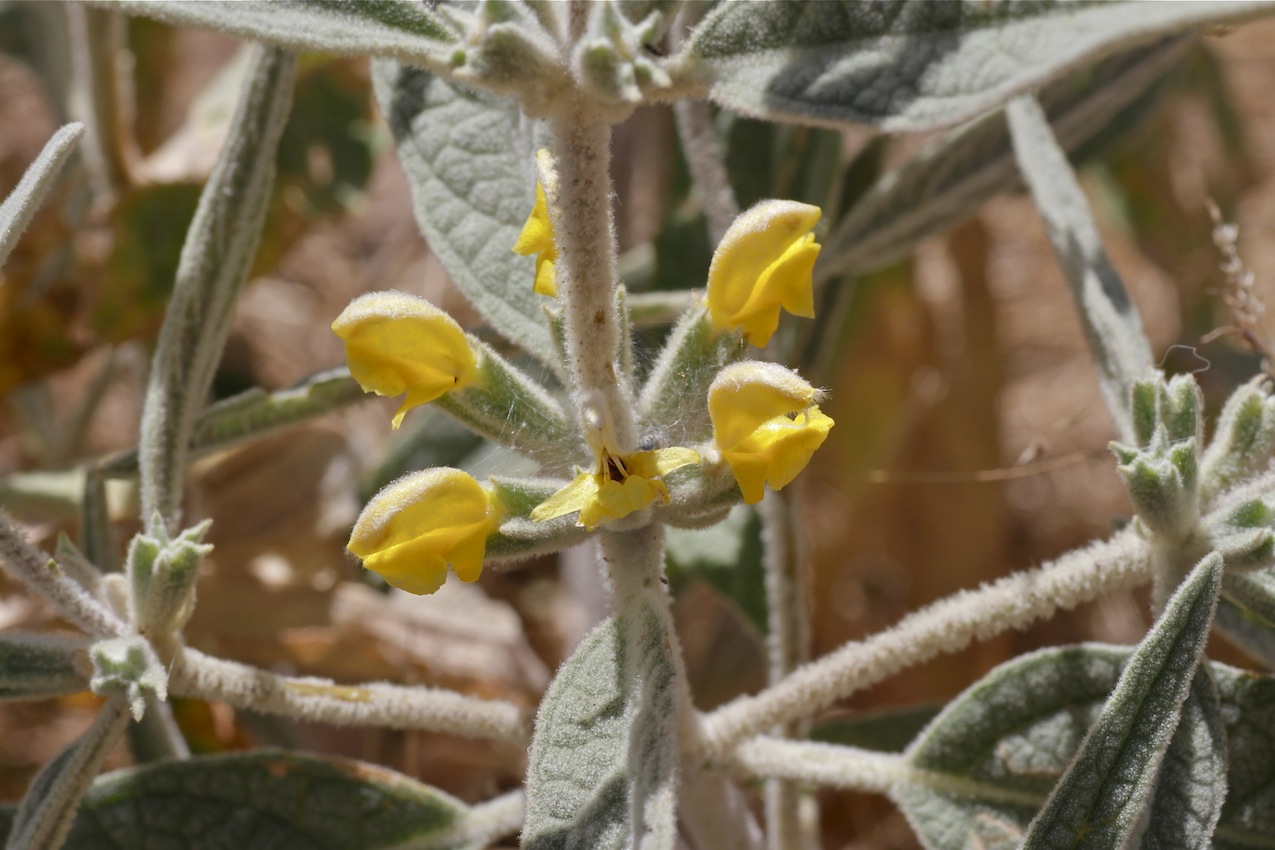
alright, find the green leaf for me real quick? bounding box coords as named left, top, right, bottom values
left=897, top=554, right=1223, bottom=849
left=818, top=35, right=1194, bottom=282
left=680, top=1, right=1275, bottom=132
left=523, top=598, right=679, bottom=850
left=372, top=60, right=556, bottom=365
left=1223, top=568, right=1275, bottom=631
left=108, top=1, right=456, bottom=64
left=435, top=341, right=574, bottom=462
left=0, top=751, right=477, bottom=849
left=0, top=632, right=89, bottom=701
left=138, top=46, right=297, bottom=533
left=1007, top=95, right=1153, bottom=444
left=1212, top=663, right=1275, bottom=847
left=104, top=369, right=366, bottom=478
left=7, top=698, right=131, bottom=850
left=1018, top=553, right=1221, bottom=848
left=1139, top=673, right=1226, bottom=849
left=0, top=123, right=82, bottom=269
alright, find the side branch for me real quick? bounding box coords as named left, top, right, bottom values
left=0, top=511, right=126, bottom=638
left=171, top=647, right=532, bottom=746
left=697, top=527, right=1150, bottom=760
left=728, top=736, right=1043, bottom=809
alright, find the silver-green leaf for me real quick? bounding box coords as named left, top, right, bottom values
left=1017, top=553, right=1222, bottom=849
left=138, top=46, right=297, bottom=534
left=372, top=60, right=556, bottom=366
left=0, top=122, right=83, bottom=269
left=104, top=369, right=365, bottom=478
left=105, top=1, right=456, bottom=66
left=0, top=632, right=89, bottom=702
left=1, top=751, right=479, bottom=849
left=1008, top=94, right=1153, bottom=444
left=523, top=598, right=680, bottom=850
left=678, top=1, right=1275, bottom=132
left=817, top=35, right=1194, bottom=283
left=896, top=554, right=1223, bottom=849
left=6, top=697, right=131, bottom=850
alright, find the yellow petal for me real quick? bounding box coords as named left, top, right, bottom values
left=708, top=361, right=819, bottom=449
left=651, top=446, right=700, bottom=476
left=583, top=475, right=669, bottom=530
left=707, top=200, right=821, bottom=347
left=514, top=182, right=558, bottom=297
left=529, top=471, right=598, bottom=523
left=349, top=468, right=497, bottom=595
left=709, top=362, right=833, bottom=504
left=332, top=291, right=479, bottom=429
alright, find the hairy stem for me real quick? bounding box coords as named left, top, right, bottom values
left=600, top=525, right=703, bottom=754
left=6, top=695, right=131, bottom=850
left=547, top=97, right=637, bottom=452
left=728, top=736, right=1043, bottom=808
left=170, top=647, right=532, bottom=745
left=697, top=527, right=1150, bottom=761
left=758, top=492, right=813, bottom=850
left=673, top=98, right=738, bottom=245
left=0, top=511, right=126, bottom=638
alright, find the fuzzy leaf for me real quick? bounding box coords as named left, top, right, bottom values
left=0, top=633, right=88, bottom=701
left=0, top=123, right=82, bottom=269
left=1222, top=569, right=1275, bottom=632
left=106, top=1, right=456, bottom=65
left=680, top=1, right=1275, bottom=132
left=1008, top=95, right=1153, bottom=444
left=1017, top=553, right=1220, bottom=848
left=523, top=598, right=679, bottom=850
left=818, top=35, right=1193, bottom=282
left=1213, top=662, right=1275, bottom=847
left=0, top=751, right=479, bottom=849
left=895, top=555, right=1222, bottom=849
left=104, top=369, right=365, bottom=477
left=372, top=60, right=555, bottom=364
left=6, top=698, right=131, bottom=850
left=436, top=341, right=574, bottom=461
left=138, top=46, right=297, bottom=533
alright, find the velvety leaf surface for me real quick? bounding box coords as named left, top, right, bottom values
left=523, top=598, right=679, bottom=850
left=372, top=60, right=554, bottom=363
left=1, top=752, right=473, bottom=849
left=110, top=1, right=455, bottom=65
left=818, top=35, right=1194, bottom=281
left=1007, top=95, right=1153, bottom=443
left=682, top=0, right=1274, bottom=132
left=895, top=556, right=1226, bottom=849
left=0, top=633, right=88, bottom=701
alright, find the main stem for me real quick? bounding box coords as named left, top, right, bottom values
left=546, top=97, right=637, bottom=452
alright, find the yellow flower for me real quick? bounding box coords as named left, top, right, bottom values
left=709, top=362, right=834, bottom=504
left=348, top=468, right=498, bottom=595
left=531, top=445, right=700, bottom=530
left=332, top=291, right=479, bottom=429
left=513, top=181, right=558, bottom=297
left=706, top=200, right=821, bottom=348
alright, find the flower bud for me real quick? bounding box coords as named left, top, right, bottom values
left=707, top=201, right=821, bottom=347
left=709, top=361, right=833, bottom=504
left=332, top=291, right=479, bottom=429
left=349, top=468, right=498, bottom=595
